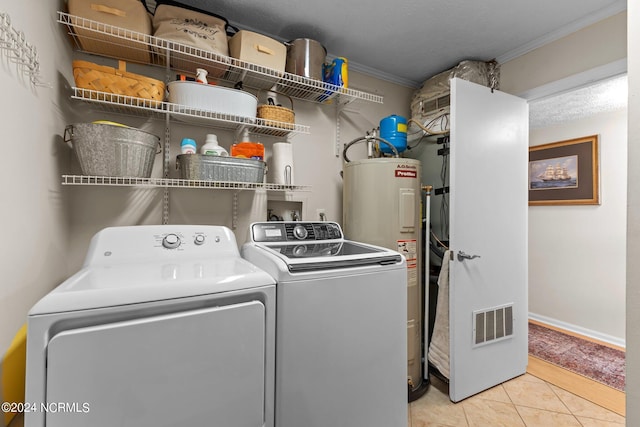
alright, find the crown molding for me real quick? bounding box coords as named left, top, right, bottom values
left=497, top=0, right=627, bottom=64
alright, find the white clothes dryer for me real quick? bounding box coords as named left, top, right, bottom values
left=242, top=221, right=407, bottom=427
left=25, top=225, right=275, bottom=427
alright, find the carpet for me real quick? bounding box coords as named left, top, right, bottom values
left=528, top=322, right=625, bottom=391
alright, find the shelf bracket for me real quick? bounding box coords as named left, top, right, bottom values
left=162, top=110, right=171, bottom=224
left=335, top=102, right=343, bottom=158
left=161, top=44, right=172, bottom=225
left=232, top=191, right=239, bottom=230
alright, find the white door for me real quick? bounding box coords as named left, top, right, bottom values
left=449, top=78, right=529, bottom=402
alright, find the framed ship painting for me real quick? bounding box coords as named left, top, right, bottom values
left=529, top=135, right=599, bottom=206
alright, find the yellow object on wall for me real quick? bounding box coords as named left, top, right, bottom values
left=1, top=325, right=26, bottom=427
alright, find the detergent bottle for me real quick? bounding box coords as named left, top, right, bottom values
left=323, top=57, right=348, bottom=88
left=200, top=134, right=228, bottom=156
left=180, top=138, right=197, bottom=154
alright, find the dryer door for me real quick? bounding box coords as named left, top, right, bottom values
left=45, top=301, right=266, bottom=427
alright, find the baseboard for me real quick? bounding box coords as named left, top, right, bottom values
left=528, top=313, right=626, bottom=349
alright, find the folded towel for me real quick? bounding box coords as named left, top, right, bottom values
left=428, top=250, right=451, bottom=379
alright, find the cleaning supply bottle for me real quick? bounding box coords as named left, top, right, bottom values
left=200, top=134, right=228, bottom=156
left=195, top=68, right=208, bottom=84
left=180, top=138, right=197, bottom=154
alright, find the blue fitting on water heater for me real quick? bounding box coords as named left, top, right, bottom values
left=379, top=115, right=408, bottom=154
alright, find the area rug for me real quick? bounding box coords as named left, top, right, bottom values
left=528, top=322, right=625, bottom=391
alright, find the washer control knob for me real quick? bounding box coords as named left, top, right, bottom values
left=162, top=233, right=181, bottom=249
left=293, top=245, right=308, bottom=256
left=194, top=234, right=205, bottom=245
left=293, top=224, right=308, bottom=240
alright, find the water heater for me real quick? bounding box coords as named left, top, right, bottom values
left=342, top=157, right=424, bottom=395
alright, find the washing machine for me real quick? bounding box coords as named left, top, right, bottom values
left=242, top=221, right=407, bottom=427
left=24, top=225, right=275, bottom=427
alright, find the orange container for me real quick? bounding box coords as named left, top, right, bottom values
left=231, top=142, right=264, bottom=160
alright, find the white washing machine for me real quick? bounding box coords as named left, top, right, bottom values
left=242, top=221, right=407, bottom=427
left=25, top=225, right=275, bottom=427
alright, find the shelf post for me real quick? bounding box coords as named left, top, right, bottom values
left=162, top=42, right=172, bottom=225
left=335, top=102, right=342, bottom=158
left=162, top=112, right=170, bottom=224
left=232, top=191, right=239, bottom=230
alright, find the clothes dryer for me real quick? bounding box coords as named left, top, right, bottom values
left=25, top=225, right=275, bottom=427
left=242, top=221, right=407, bottom=427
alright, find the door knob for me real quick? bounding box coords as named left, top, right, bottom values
left=457, top=251, right=481, bottom=261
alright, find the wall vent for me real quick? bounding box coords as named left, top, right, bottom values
left=473, top=304, right=514, bottom=346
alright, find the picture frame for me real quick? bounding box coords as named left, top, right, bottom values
left=529, top=135, right=599, bottom=206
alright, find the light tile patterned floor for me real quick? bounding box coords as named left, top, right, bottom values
left=8, top=373, right=624, bottom=427
left=410, top=374, right=625, bottom=426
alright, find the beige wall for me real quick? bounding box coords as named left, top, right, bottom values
left=500, top=12, right=627, bottom=96
left=626, top=1, right=640, bottom=422
left=0, top=1, right=72, bottom=357
left=500, top=11, right=628, bottom=344
left=529, top=110, right=627, bottom=343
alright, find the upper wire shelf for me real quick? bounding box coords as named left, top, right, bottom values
left=72, top=87, right=310, bottom=136
left=62, top=175, right=311, bottom=191
left=57, top=12, right=384, bottom=105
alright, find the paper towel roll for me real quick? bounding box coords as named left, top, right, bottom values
left=271, top=142, right=295, bottom=185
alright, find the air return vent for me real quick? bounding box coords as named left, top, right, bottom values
left=421, top=94, right=451, bottom=116
left=473, top=304, right=514, bottom=346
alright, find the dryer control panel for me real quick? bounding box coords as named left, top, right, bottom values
left=251, top=222, right=343, bottom=242
left=83, top=225, right=240, bottom=266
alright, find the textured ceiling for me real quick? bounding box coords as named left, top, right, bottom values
left=529, top=74, right=628, bottom=129
left=146, top=0, right=628, bottom=128
left=176, top=0, right=625, bottom=87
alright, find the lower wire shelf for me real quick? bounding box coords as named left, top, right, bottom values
left=61, top=175, right=310, bottom=192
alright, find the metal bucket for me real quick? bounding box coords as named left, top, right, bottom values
left=176, top=154, right=266, bottom=183
left=64, top=122, right=161, bottom=177
left=285, top=38, right=326, bottom=81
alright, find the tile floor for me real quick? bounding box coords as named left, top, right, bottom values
left=7, top=373, right=624, bottom=427
left=410, top=373, right=625, bottom=426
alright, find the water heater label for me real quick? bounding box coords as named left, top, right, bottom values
left=397, top=239, right=417, bottom=263
left=395, top=170, right=417, bottom=178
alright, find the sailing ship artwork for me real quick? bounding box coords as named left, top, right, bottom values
left=529, top=155, right=578, bottom=190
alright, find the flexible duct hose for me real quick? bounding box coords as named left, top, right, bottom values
left=407, top=117, right=450, bottom=136
left=342, top=136, right=399, bottom=162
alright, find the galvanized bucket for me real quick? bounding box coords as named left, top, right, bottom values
left=176, top=154, right=266, bottom=183
left=64, top=122, right=161, bottom=178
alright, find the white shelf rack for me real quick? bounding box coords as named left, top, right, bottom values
left=58, top=11, right=383, bottom=105
left=72, top=87, right=310, bottom=136
left=62, top=175, right=311, bottom=192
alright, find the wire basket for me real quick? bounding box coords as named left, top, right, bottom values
left=72, top=60, right=165, bottom=108
left=257, top=92, right=295, bottom=129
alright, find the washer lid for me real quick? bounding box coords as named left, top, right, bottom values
left=263, top=241, right=383, bottom=258
left=262, top=242, right=402, bottom=272
left=29, top=257, right=275, bottom=315
left=243, top=239, right=404, bottom=277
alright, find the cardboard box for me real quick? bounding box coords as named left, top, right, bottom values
left=229, top=30, right=286, bottom=73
